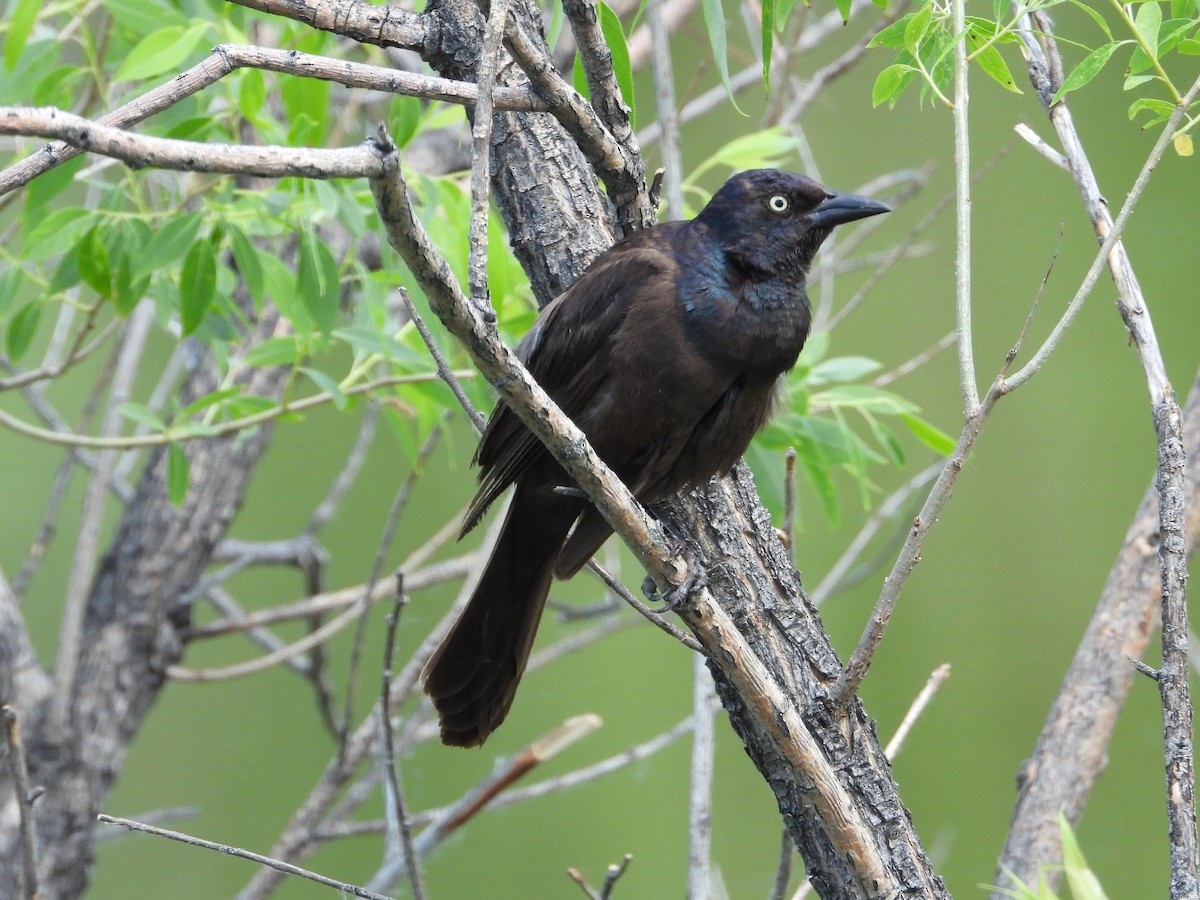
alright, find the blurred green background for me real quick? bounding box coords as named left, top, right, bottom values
left=2, top=0, right=1199, bottom=897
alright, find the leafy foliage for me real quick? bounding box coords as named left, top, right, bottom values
left=989, top=812, right=1110, bottom=900
left=868, top=0, right=1200, bottom=153
left=0, top=1, right=939, bottom=515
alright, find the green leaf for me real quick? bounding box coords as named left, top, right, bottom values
left=6, top=301, right=42, bottom=361
left=796, top=330, right=830, bottom=368
left=389, top=96, right=423, bottom=148
left=297, top=236, right=340, bottom=334
left=701, top=0, right=746, bottom=115
left=237, top=68, right=266, bottom=124
left=1172, top=0, right=1197, bottom=17
left=834, top=0, right=851, bottom=19
left=332, top=326, right=411, bottom=361
left=302, top=367, right=347, bottom=410
left=813, top=384, right=918, bottom=414
left=903, top=3, right=933, bottom=56
left=114, top=23, right=211, bottom=82
left=809, top=356, right=882, bottom=385
left=138, top=211, right=204, bottom=274
left=598, top=1, right=636, bottom=128
left=0, top=268, right=26, bottom=319
left=46, top=252, right=81, bottom=295
left=21, top=156, right=82, bottom=224
left=1123, top=73, right=1156, bottom=90
left=775, top=0, right=801, bottom=31
left=228, top=225, right=265, bottom=306
left=178, top=386, right=242, bottom=419
left=1065, top=0, right=1114, bottom=40
left=872, top=64, right=918, bottom=107
left=964, top=17, right=1020, bottom=44
left=118, top=401, right=166, bottom=431
left=975, top=44, right=1022, bottom=93
left=796, top=437, right=840, bottom=523
left=24, top=208, right=95, bottom=261
left=243, top=335, right=303, bottom=367
left=282, top=50, right=331, bottom=142
left=1052, top=42, right=1127, bottom=103
left=76, top=227, right=112, bottom=297
left=4, top=0, right=42, bottom=72
left=868, top=417, right=906, bottom=466
left=101, top=0, right=188, bottom=33
left=167, top=443, right=190, bottom=507
left=1128, top=96, right=1176, bottom=120
left=223, top=394, right=278, bottom=418
left=179, top=239, right=217, bottom=337
left=968, top=28, right=1022, bottom=94
left=762, top=0, right=776, bottom=93
left=923, top=26, right=954, bottom=103
left=689, top=127, right=793, bottom=183
left=171, top=420, right=221, bottom=438
left=1059, top=812, right=1108, bottom=900
left=900, top=413, right=955, bottom=455
left=573, top=53, right=590, bottom=98
left=868, top=15, right=912, bottom=48
left=1134, top=1, right=1162, bottom=59
left=112, top=254, right=147, bottom=317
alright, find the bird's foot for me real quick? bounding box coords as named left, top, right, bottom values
left=642, top=558, right=707, bottom=614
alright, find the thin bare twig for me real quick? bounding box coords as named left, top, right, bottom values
left=884, top=664, right=951, bottom=760
left=951, top=0, right=979, bottom=414
left=812, top=460, right=943, bottom=607
left=466, top=0, right=510, bottom=311
left=562, top=0, right=640, bottom=173
left=501, top=15, right=651, bottom=231
left=870, top=332, right=957, bottom=390
left=3, top=706, right=39, bottom=899
left=339, top=423, right=444, bottom=756
left=830, top=64, right=1197, bottom=707
left=783, top=448, right=798, bottom=565
left=648, top=0, right=684, bottom=219
left=769, top=829, right=794, bottom=900
left=585, top=560, right=701, bottom=650
left=399, top=290, right=484, bottom=432
left=183, top=557, right=473, bottom=640
left=568, top=854, right=633, bottom=899
left=376, top=575, right=425, bottom=900
left=687, top=656, right=716, bottom=899
left=96, top=815, right=395, bottom=900
left=365, top=717, right=602, bottom=890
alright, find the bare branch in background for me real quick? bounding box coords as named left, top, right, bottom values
left=96, top=816, right=393, bottom=900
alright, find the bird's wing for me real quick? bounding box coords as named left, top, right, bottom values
left=461, top=237, right=681, bottom=533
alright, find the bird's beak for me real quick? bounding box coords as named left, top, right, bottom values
left=808, top=191, right=891, bottom=228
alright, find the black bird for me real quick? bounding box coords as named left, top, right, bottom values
left=423, top=169, right=889, bottom=747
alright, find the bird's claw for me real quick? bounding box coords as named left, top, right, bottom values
left=642, top=561, right=707, bottom=614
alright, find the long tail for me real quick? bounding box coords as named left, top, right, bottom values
left=422, top=487, right=581, bottom=747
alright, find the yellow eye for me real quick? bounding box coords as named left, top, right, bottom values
left=768, top=195, right=789, bottom=213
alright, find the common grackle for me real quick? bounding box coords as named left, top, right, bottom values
left=423, top=169, right=890, bottom=747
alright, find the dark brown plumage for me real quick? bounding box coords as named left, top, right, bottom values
left=423, top=169, right=889, bottom=747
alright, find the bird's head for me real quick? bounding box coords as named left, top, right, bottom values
left=695, top=169, right=890, bottom=276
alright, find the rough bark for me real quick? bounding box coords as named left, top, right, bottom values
left=667, top=470, right=948, bottom=897
left=993, top=371, right=1200, bottom=893
left=415, top=0, right=947, bottom=893
left=0, top=308, right=291, bottom=899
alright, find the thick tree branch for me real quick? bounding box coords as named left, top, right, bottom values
left=0, top=307, right=293, bottom=898
left=0, top=108, right=386, bottom=178
left=995, top=372, right=1200, bottom=893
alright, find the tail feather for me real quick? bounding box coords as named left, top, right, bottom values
left=423, top=488, right=581, bottom=747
